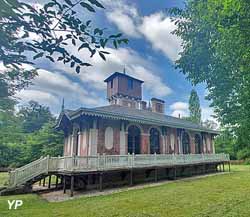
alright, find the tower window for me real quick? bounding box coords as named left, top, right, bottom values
left=128, top=79, right=133, bottom=89
left=110, top=80, right=113, bottom=88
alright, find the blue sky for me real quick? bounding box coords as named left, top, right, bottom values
left=10, top=0, right=214, bottom=121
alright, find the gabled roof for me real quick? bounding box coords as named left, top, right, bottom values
left=56, top=105, right=219, bottom=134
left=104, top=72, right=144, bottom=83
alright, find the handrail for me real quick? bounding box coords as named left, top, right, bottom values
left=8, top=153, right=230, bottom=188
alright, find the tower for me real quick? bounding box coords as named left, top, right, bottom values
left=104, top=72, right=144, bottom=109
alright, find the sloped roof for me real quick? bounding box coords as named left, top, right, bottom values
left=56, top=105, right=219, bottom=134
left=104, top=72, right=144, bottom=83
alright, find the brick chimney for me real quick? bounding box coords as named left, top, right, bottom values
left=151, top=98, right=165, bottom=114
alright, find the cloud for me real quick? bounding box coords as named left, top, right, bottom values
left=15, top=68, right=106, bottom=114
left=52, top=46, right=172, bottom=98
left=170, top=102, right=188, bottom=111
left=103, top=0, right=141, bottom=37
left=103, top=1, right=182, bottom=61
left=139, top=13, right=182, bottom=61
left=171, top=109, right=188, bottom=118
left=170, top=101, right=189, bottom=118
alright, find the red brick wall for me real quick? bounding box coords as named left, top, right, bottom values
left=97, top=119, right=120, bottom=155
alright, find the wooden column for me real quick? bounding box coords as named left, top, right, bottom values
left=39, top=180, right=41, bottom=186
left=43, top=177, right=46, bottom=187
left=48, top=175, right=51, bottom=189
left=223, top=163, right=225, bottom=172
left=63, top=176, right=66, bottom=194
left=229, top=161, right=231, bottom=172
left=70, top=175, right=74, bottom=197
left=99, top=172, right=103, bottom=192
left=174, top=167, right=177, bottom=180
left=55, top=176, right=59, bottom=189
left=154, top=168, right=158, bottom=182
left=130, top=169, right=133, bottom=186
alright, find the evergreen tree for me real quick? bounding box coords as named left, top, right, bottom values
left=188, top=89, right=201, bottom=124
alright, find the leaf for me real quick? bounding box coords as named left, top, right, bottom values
left=113, top=40, right=118, bottom=49
left=65, top=0, right=73, bottom=6
left=78, top=43, right=89, bottom=51
left=80, top=2, right=95, bottom=12
left=81, top=62, right=92, bottom=66
left=57, top=57, right=64, bottom=61
left=99, top=51, right=106, bottom=61
left=76, top=66, right=80, bottom=73
left=86, top=20, right=91, bottom=26
left=109, top=33, right=123, bottom=38
left=70, top=61, right=75, bottom=68
left=88, top=0, right=105, bottom=9
left=94, top=28, right=103, bottom=35
left=33, top=52, right=44, bottom=60
left=46, top=56, right=55, bottom=62
left=72, top=39, right=76, bottom=46
left=100, top=51, right=110, bottom=54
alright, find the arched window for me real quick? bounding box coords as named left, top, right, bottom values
left=128, top=125, right=141, bottom=154
left=195, top=134, right=202, bottom=154
left=150, top=128, right=160, bottom=154
left=105, top=127, right=113, bottom=149
left=182, top=132, right=190, bottom=154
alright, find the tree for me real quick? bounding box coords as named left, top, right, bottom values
left=169, top=0, right=250, bottom=159
left=1, top=0, right=127, bottom=70
left=188, top=89, right=201, bottom=124
left=0, top=0, right=128, bottom=96
left=202, top=119, right=218, bottom=130
left=18, top=101, right=54, bottom=133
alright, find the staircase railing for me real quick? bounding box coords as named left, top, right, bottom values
left=9, top=156, right=49, bottom=188
left=8, top=153, right=230, bottom=188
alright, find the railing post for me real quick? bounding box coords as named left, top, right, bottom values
left=97, top=153, right=100, bottom=170
left=72, top=155, right=75, bottom=171
left=103, top=153, right=106, bottom=170
left=132, top=153, right=135, bottom=168
left=154, top=152, right=157, bottom=166
left=46, top=155, right=50, bottom=174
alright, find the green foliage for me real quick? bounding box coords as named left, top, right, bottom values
left=188, top=89, right=201, bottom=124
left=214, top=129, right=237, bottom=159
left=0, top=100, right=63, bottom=168
left=169, top=0, right=250, bottom=159
left=0, top=0, right=128, bottom=73
left=18, top=101, right=54, bottom=133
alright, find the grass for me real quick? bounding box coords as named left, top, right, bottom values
left=0, top=165, right=250, bottom=217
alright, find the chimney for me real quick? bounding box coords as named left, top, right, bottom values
left=151, top=98, right=165, bottom=114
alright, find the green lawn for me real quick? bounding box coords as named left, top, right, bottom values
left=0, top=165, right=250, bottom=217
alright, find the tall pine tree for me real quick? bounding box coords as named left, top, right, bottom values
left=188, top=89, right=201, bottom=124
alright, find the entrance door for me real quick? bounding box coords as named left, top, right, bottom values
left=128, top=126, right=141, bottom=154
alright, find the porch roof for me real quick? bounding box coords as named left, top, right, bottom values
left=56, top=105, right=219, bottom=134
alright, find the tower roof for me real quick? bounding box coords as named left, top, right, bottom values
left=104, top=72, right=144, bottom=83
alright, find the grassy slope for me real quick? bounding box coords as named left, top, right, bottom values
left=0, top=165, right=250, bottom=217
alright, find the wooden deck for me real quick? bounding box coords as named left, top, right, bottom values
left=8, top=153, right=230, bottom=189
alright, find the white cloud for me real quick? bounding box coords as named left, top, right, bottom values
left=15, top=68, right=106, bottom=114
left=103, top=0, right=141, bottom=37
left=103, top=1, right=182, bottom=61
left=139, top=13, right=182, bottom=61
left=52, top=46, right=172, bottom=98
left=171, top=110, right=188, bottom=118
left=170, top=101, right=189, bottom=118
left=170, top=102, right=188, bottom=111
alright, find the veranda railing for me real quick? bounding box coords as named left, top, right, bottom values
left=9, top=153, right=230, bottom=188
